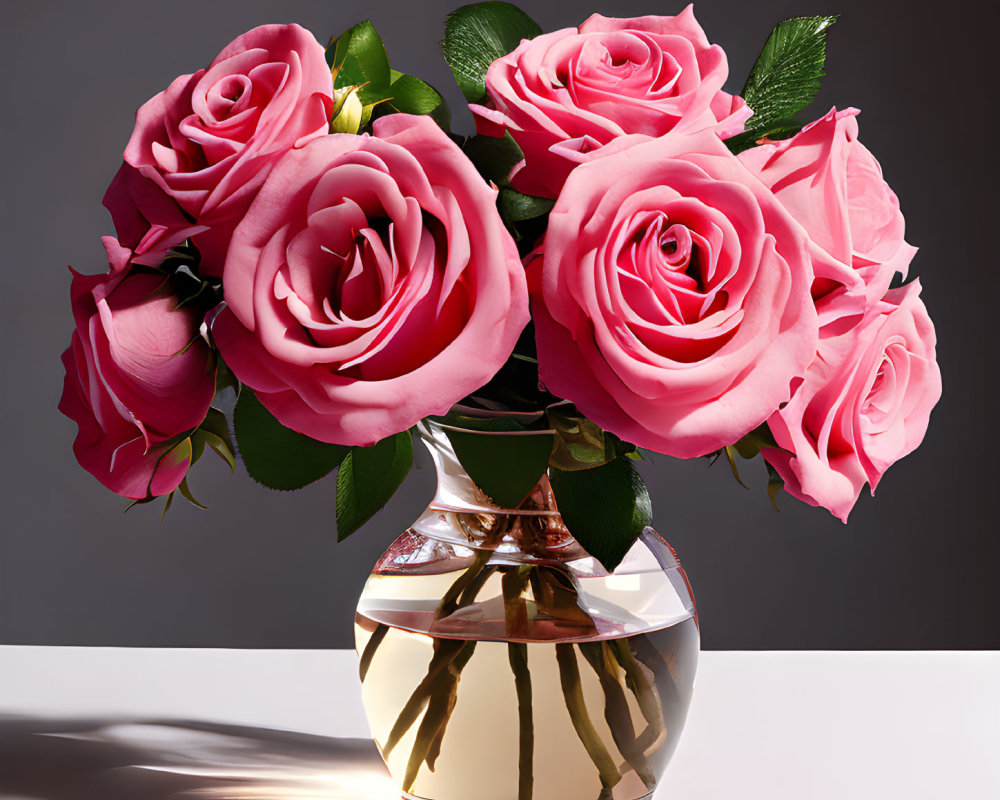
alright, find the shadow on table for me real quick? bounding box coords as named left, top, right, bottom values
left=0, top=715, right=399, bottom=799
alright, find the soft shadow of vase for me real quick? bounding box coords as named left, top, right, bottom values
left=356, top=419, right=699, bottom=800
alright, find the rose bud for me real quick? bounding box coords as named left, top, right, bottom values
left=59, top=238, right=217, bottom=499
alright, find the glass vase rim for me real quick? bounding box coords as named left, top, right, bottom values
left=423, top=403, right=563, bottom=436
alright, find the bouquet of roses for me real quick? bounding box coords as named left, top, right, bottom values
left=60, top=1, right=941, bottom=568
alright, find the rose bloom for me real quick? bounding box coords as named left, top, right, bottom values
left=531, top=131, right=818, bottom=458
left=763, top=282, right=941, bottom=521
left=739, top=107, right=914, bottom=326
left=212, top=114, right=529, bottom=445
left=471, top=5, right=751, bottom=199
left=59, top=238, right=216, bottom=499
left=103, top=163, right=207, bottom=268
left=123, top=24, right=334, bottom=275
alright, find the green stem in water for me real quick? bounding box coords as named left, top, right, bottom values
left=458, top=563, right=498, bottom=608
left=631, top=633, right=683, bottom=715
left=555, top=643, right=622, bottom=793
left=609, top=638, right=665, bottom=754
left=501, top=564, right=535, bottom=799
left=384, top=550, right=500, bottom=761
left=507, top=641, right=534, bottom=800
left=401, top=640, right=477, bottom=793
left=579, top=641, right=656, bottom=789
left=358, top=623, right=388, bottom=683
left=383, top=637, right=469, bottom=757
left=502, top=565, right=532, bottom=637
left=435, top=548, right=493, bottom=620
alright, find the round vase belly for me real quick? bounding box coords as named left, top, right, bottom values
left=355, top=421, right=699, bottom=800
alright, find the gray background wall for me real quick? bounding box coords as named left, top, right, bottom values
left=1, top=0, right=996, bottom=650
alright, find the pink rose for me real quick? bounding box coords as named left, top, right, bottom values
left=470, top=5, right=751, bottom=199
left=212, top=114, right=529, bottom=446
left=103, top=163, right=207, bottom=267
left=763, top=281, right=941, bottom=521
left=531, top=131, right=818, bottom=458
left=739, top=107, right=914, bottom=324
left=124, top=24, right=334, bottom=275
left=59, top=239, right=217, bottom=499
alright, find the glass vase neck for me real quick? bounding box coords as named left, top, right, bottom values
left=418, top=418, right=558, bottom=516
left=415, top=418, right=583, bottom=561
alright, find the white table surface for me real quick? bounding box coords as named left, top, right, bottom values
left=1, top=646, right=998, bottom=799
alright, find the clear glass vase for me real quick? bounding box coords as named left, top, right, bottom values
left=355, top=419, right=699, bottom=800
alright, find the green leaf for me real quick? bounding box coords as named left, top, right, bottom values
left=376, top=73, right=452, bottom=130
left=740, top=16, right=837, bottom=137
left=547, top=407, right=614, bottom=471
left=233, top=388, right=349, bottom=491
left=444, top=419, right=554, bottom=508
left=328, top=20, right=392, bottom=106
left=336, top=431, right=413, bottom=540
left=498, top=187, right=554, bottom=222
left=429, top=97, right=453, bottom=131
left=385, top=73, right=444, bottom=115
left=433, top=405, right=547, bottom=431
left=549, top=457, right=652, bottom=572
left=443, top=2, right=542, bottom=102
left=463, top=132, right=524, bottom=186
left=724, top=115, right=810, bottom=154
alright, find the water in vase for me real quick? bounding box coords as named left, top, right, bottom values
left=356, top=559, right=699, bottom=800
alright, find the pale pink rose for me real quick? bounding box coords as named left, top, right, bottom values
left=212, top=115, right=529, bottom=445
left=124, top=24, right=334, bottom=275
left=59, top=238, right=217, bottom=498
left=531, top=131, right=818, bottom=458
left=763, top=281, right=941, bottom=522
left=470, top=5, right=751, bottom=199
left=739, top=107, right=914, bottom=325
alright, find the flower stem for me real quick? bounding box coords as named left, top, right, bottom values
left=383, top=637, right=470, bottom=757
left=384, top=540, right=501, bottom=769
left=502, top=565, right=533, bottom=637
left=435, top=547, right=493, bottom=619
left=507, top=641, right=534, bottom=800
left=579, top=641, right=656, bottom=789
left=555, top=643, right=622, bottom=793
left=608, top=638, right=665, bottom=754
left=400, top=640, right=478, bottom=793
left=631, top=633, right=683, bottom=720
left=358, top=622, right=388, bottom=682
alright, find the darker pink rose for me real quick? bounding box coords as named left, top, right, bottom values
left=531, top=131, right=818, bottom=458
left=212, top=114, right=529, bottom=445
left=59, top=238, right=217, bottom=499
left=763, top=281, right=941, bottom=521
left=471, top=5, right=751, bottom=199
left=739, top=107, right=913, bottom=326
left=124, top=24, right=334, bottom=275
